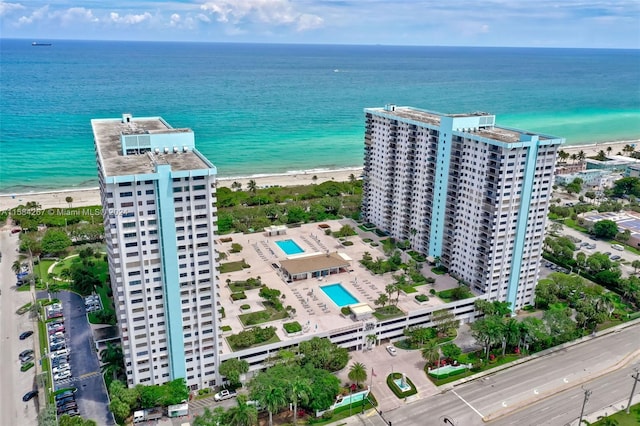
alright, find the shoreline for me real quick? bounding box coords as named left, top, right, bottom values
left=0, top=167, right=364, bottom=211
left=1, top=138, right=638, bottom=211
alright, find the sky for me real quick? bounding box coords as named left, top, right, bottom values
left=1, top=0, right=639, bottom=48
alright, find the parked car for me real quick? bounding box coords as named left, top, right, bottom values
left=54, top=370, right=72, bottom=381
left=21, top=354, right=35, bottom=364
left=64, top=409, right=80, bottom=417
left=57, top=403, right=78, bottom=415
left=55, top=389, right=76, bottom=401
left=52, top=349, right=70, bottom=357
left=386, top=345, right=397, bottom=356
left=50, top=343, right=66, bottom=352
left=214, top=389, right=238, bottom=401
left=19, top=349, right=34, bottom=362
left=48, top=325, right=65, bottom=334
left=19, top=331, right=34, bottom=340
left=22, top=390, right=38, bottom=402
left=56, top=396, right=75, bottom=407
left=610, top=255, right=621, bottom=261
left=52, top=364, right=70, bottom=374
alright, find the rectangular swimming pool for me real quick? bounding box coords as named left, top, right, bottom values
left=320, top=283, right=359, bottom=307
left=275, top=239, right=305, bottom=255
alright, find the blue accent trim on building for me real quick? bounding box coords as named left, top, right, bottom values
left=155, top=164, right=186, bottom=381
left=428, top=116, right=453, bottom=257
left=506, top=136, right=540, bottom=309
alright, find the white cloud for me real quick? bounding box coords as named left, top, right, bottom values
left=170, top=13, right=181, bottom=26
left=15, top=4, right=48, bottom=25
left=109, top=11, right=152, bottom=25
left=200, top=0, right=323, bottom=30
left=54, top=7, right=98, bottom=25
left=0, top=2, right=24, bottom=16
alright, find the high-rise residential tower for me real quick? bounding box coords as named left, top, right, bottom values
left=92, top=114, right=220, bottom=390
left=362, top=105, right=563, bottom=309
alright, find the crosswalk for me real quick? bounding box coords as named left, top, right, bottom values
left=55, top=371, right=101, bottom=387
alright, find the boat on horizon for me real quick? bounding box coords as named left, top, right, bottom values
left=32, top=42, right=52, bottom=46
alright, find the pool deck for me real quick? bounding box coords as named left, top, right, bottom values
left=217, top=218, right=461, bottom=355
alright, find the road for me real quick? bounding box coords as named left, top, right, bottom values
left=381, top=323, right=640, bottom=426
left=0, top=230, right=39, bottom=425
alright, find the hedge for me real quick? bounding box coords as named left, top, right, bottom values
left=386, top=373, right=417, bottom=398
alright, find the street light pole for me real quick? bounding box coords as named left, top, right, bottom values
left=578, top=388, right=592, bottom=425
left=627, top=369, right=640, bottom=414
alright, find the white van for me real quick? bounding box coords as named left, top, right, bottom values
left=611, top=244, right=624, bottom=251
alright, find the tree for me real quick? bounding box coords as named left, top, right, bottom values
left=558, top=150, right=569, bottom=162
left=193, top=407, right=227, bottom=426
left=431, top=309, right=458, bottom=336
left=41, top=229, right=72, bottom=256
left=374, top=293, right=389, bottom=308
left=254, top=382, right=287, bottom=426
left=219, top=358, right=250, bottom=388
left=298, top=337, right=349, bottom=372
left=59, top=416, right=97, bottom=426
left=440, top=343, right=461, bottom=361
left=348, top=362, right=367, bottom=387
left=470, top=315, right=505, bottom=361
left=631, top=259, right=640, bottom=273
left=109, top=398, right=131, bottom=425
left=227, top=395, right=258, bottom=426
left=100, top=342, right=124, bottom=382
left=246, top=179, right=257, bottom=194
left=37, top=406, right=58, bottom=426
left=307, top=366, right=341, bottom=411
left=288, top=375, right=311, bottom=426
left=592, top=220, right=618, bottom=239
left=421, top=340, right=441, bottom=365
left=65, top=196, right=73, bottom=207
left=11, top=260, right=22, bottom=274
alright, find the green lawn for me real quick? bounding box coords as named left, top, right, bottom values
left=372, top=305, right=405, bottom=320
left=426, top=353, right=521, bottom=386
left=591, top=403, right=640, bottom=425
left=220, top=261, right=248, bottom=273
left=227, top=334, right=280, bottom=352
left=238, top=307, right=289, bottom=326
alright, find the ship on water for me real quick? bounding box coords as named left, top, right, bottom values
left=32, top=42, right=52, bottom=46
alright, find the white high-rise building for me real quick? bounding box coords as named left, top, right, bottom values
left=92, top=114, right=220, bottom=390
left=362, top=105, right=564, bottom=309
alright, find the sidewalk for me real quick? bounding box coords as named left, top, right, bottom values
left=569, top=394, right=640, bottom=426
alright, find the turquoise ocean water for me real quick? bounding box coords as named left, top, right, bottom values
left=1, top=40, right=639, bottom=194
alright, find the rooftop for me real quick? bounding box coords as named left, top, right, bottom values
left=366, top=105, right=559, bottom=144
left=92, top=115, right=214, bottom=177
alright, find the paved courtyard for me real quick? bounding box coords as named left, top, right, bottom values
left=217, top=219, right=461, bottom=354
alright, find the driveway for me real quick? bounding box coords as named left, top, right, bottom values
left=336, top=343, right=439, bottom=413
left=43, top=290, right=114, bottom=425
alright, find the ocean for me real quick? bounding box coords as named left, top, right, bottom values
left=1, top=39, right=639, bottom=194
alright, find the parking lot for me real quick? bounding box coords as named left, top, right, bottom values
left=40, top=290, right=114, bottom=425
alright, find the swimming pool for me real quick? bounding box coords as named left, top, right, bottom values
left=275, top=239, right=305, bottom=255
left=320, top=284, right=359, bottom=307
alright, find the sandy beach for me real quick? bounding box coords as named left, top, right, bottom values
left=2, top=139, right=638, bottom=212
left=0, top=167, right=364, bottom=211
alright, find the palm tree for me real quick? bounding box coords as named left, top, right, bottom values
left=231, top=181, right=242, bottom=191
left=100, top=342, right=124, bottom=381
left=247, top=179, right=257, bottom=194
left=577, top=150, right=586, bottom=162
left=12, top=260, right=22, bottom=274
left=558, top=150, right=570, bottom=163
left=631, top=259, right=640, bottom=274
left=65, top=196, right=73, bottom=207
left=421, top=340, right=440, bottom=366
left=570, top=153, right=578, bottom=163
left=348, top=362, right=367, bottom=387
left=288, top=376, right=311, bottom=425
left=606, top=146, right=613, bottom=155
left=227, top=395, right=258, bottom=426
left=255, top=383, right=287, bottom=426
left=365, top=334, right=377, bottom=350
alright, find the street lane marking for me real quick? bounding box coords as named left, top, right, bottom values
left=451, top=390, right=485, bottom=419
